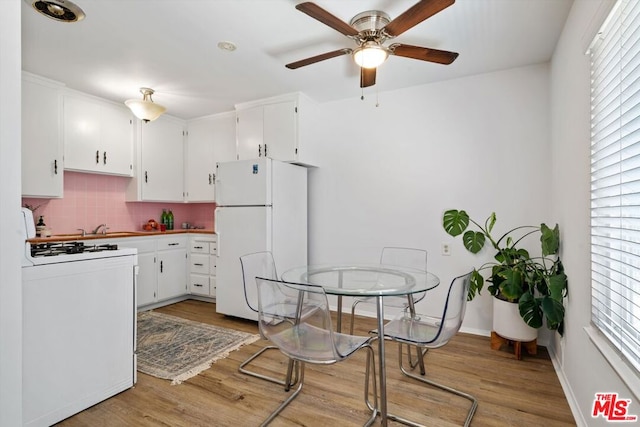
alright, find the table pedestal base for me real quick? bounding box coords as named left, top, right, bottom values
left=490, top=331, right=537, bottom=360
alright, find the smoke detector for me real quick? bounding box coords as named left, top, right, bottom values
left=24, top=0, right=86, bottom=23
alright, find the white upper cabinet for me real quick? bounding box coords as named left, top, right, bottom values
left=236, top=106, right=264, bottom=161
left=235, top=93, right=318, bottom=166
left=185, top=112, right=236, bottom=202
left=126, top=114, right=185, bottom=202
left=63, top=90, right=134, bottom=176
left=21, top=72, right=64, bottom=198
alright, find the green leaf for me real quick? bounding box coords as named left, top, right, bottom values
left=540, top=223, right=560, bottom=256
left=540, top=296, right=565, bottom=329
left=519, top=292, right=543, bottom=329
left=442, top=210, right=469, bottom=237
left=468, top=270, right=484, bottom=300
left=498, top=268, right=524, bottom=300
left=487, top=212, right=497, bottom=233
left=463, top=230, right=486, bottom=253
left=547, top=272, right=568, bottom=301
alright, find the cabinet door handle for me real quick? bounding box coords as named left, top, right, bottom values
left=145, top=171, right=148, bottom=183
left=258, top=144, right=262, bottom=157
left=264, top=144, right=268, bottom=157
left=209, top=173, right=212, bottom=185
left=103, top=151, right=107, bottom=165
left=160, top=260, right=163, bottom=273
left=95, top=150, right=100, bottom=164
left=54, top=159, right=58, bottom=175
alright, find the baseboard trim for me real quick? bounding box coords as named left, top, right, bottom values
left=547, top=344, right=587, bottom=426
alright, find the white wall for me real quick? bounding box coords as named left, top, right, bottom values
left=0, top=0, right=23, bottom=425
left=307, top=63, right=553, bottom=339
left=550, top=0, right=635, bottom=426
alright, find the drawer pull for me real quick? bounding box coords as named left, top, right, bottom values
left=194, top=246, right=204, bottom=249
left=194, top=283, right=203, bottom=287
left=194, top=263, right=204, bottom=267
left=168, top=243, right=179, bottom=246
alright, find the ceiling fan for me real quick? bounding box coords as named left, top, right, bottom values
left=286, top=0, right=459, bottom=88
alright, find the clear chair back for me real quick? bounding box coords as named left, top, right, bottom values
left=256, top=277, right=363, bottom=363
left=424, top=271, right=471, bottom=347
left=240, top=251, right=278, bottom=313
left=380, top=247, right=428, bottom=271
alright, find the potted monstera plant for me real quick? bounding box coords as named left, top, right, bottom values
left=442, top=209, right=568, bottom=338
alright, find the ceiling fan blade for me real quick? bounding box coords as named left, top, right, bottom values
left=360, top=67, right=376, bottom=88
left=286, top=48, right=353, bottom=69
left=384, top=0, right=455, bottom=38
left=389, top=43, right=458, bottom=65
left=296, top=2, right=359, bottom=37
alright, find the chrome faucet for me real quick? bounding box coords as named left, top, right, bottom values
left=92, top=224, right=107, bottom=235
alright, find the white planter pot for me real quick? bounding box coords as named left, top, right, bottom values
left=492, top=297, right=538, bottom=342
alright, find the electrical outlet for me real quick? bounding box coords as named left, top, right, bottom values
left=441, top=243, right=451, bottom=256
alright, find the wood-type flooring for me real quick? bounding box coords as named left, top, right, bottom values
left=57, top=300, right=576, bottom=426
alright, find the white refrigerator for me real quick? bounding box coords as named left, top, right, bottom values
left=214, top=158, right=307, bottom=320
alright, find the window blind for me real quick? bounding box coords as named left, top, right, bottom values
left=591, top=0, right=640, bottom=374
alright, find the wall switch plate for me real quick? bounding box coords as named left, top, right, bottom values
left=441, top=243, right=451, bottom=256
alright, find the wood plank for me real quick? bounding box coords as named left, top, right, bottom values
left=57, top=300, right=575, bottom=426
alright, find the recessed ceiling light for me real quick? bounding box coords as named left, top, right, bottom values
left=24, top=0, right=86, bottom=22
left=217, top=41, right=237, bottom=52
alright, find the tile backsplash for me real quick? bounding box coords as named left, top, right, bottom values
left=23, top=171, right=215, bottom=234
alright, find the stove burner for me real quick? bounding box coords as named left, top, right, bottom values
left=30, top=242, right=119, bottom=258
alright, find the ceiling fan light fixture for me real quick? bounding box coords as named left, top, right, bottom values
left=124, top=88, right=166, bottom=123
left=353, top=43, right=388, bottom=69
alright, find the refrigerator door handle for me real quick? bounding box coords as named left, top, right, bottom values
left=214, top=207, right=220, bottom=256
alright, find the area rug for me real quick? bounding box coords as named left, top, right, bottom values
left=137, top=311, right=260, bottom=385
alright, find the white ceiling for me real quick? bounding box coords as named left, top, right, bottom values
left=21, top=0, right=574, bottom=120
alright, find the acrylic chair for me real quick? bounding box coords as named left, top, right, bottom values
left=349, top=247, right=429, bottom=373
left=374, top=271, right=478, bottom=427
left=238, top=251, right=297, bottom=390
left=255, top=277, right=378, bottom=427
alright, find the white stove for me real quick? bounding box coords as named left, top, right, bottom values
left=21, top=207, right=136, bottom=266
left=21, top=207, right=137, bottom=427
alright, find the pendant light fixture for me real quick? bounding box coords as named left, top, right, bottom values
left=124, top=88, right=166, bottom=123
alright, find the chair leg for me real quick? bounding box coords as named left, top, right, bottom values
left=363, top=344, right=379, bottom=425
left=405, top=344, right=428, bottom=375
left=349, top=300, right=362, bottom=335
left=239, top=345, right=298, bottom=390
left=260, top=363, right=306, bottom=427
left=388, top=344, right=478, bottom=427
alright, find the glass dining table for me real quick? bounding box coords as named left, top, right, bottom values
left=282, top=263, right=440, bottom=426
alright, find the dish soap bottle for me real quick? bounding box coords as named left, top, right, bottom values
left=167, top=210, right=174, bottom=230
left=36, top=216, right=46, bottom=237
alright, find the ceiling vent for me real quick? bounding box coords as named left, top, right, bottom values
left=24, top=0, right=86, bottom=23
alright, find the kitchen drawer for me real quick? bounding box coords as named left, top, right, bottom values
left=190, top=274, right=210, bottom=295
left=119, top=238, right=156, bottom=254
left=156, top=235, right=187, bottom=250
left=191, top=253, right=210, bottom=274
left=190, top=241, right=210, bottom=254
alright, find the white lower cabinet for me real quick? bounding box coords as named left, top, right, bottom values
left=111, top=237, right=157, bottom=307
left=189, top=235, right=217, bottom=298
left=86, top=234, right=213, bottom=308
left=156, top=235, right=188, bottom=300
left=108, top=235, right=188, bottom=308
